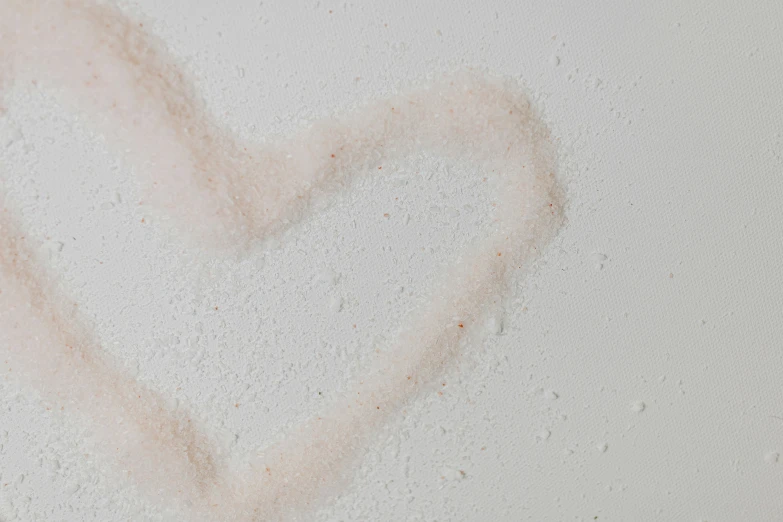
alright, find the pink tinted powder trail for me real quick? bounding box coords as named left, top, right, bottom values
left=0, top=1, right=564, bottom=520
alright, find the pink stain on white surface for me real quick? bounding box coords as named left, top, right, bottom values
left=0, top=1, right=563, bottom=520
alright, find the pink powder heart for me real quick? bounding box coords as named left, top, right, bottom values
left=0, top=1, right=563, bottom=520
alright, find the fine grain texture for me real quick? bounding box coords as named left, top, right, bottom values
left=2, top=0, right=782, bottom=521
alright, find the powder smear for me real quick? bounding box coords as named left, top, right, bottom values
left=0, top=1, right=563, bottom=520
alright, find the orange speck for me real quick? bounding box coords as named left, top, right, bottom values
left=458, top=323, right=464, bottom=328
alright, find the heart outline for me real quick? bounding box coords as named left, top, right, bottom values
left=0, top=1, right=563, bottom=520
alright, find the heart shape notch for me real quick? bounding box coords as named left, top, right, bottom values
left=0, top=1, right=564, bottom=520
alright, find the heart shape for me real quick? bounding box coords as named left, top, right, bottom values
left=0, top=1, right=563, bottom=520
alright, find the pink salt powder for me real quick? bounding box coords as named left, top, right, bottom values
left=0, top=1, right=563, bottom=520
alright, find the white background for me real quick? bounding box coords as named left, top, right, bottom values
left=1, top=0, right=782, bottom=520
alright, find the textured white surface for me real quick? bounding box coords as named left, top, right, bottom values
left=1, top=1, right=783, bottom=521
